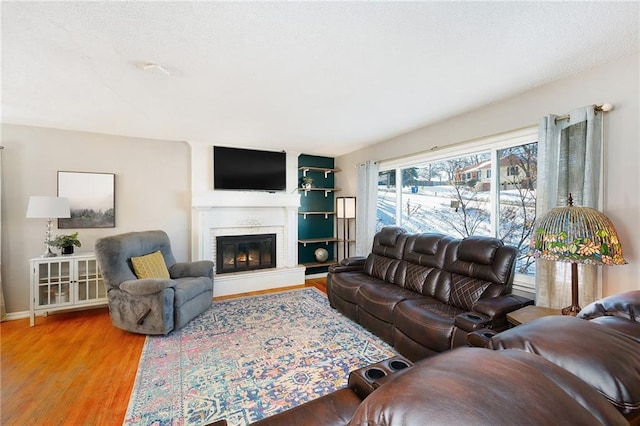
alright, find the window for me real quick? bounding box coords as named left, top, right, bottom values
left=497, top=143, right=537, bottom=277
left=376, top=128, right=537, bottom=290
left=507, top=166, right=519, bottom=176
left=376, top=169, right=397, bottom=231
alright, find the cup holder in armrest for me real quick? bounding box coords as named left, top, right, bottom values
left=364, top=368, right=387, bottom=381
left=388, top=359, right=410, bottom=371
left=468, top=328, right=498, bottom=348
left=348, top=356, right=414, bottom=399
left=464, top=314, right=483, bottom=321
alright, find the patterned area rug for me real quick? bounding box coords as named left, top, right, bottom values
left=124, top=287, right=398, bottom=426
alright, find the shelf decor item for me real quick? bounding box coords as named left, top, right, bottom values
left=51, top=232, right=81, bottom=255
left=301, top=176, right=314, bottom=189
left=26, top=196, right=71, bottom=257
left=529, top=193, right=627, bottom=316
left=314, top=248, right=329, bottom=263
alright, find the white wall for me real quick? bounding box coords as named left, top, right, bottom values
left=3, top=53, right=638, bottom=314
left=1, top=125, right=191, bottom=314
left=336, top=53, right=640, bottom=297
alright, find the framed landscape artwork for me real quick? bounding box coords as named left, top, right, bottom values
left=57, top=171, right=115, bottom=228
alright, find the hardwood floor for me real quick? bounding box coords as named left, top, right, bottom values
left=1, top=279, right=326, bottom=426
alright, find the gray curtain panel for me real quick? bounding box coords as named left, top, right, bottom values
left=356, top=160, right=380, bottom=257
left=535, top=105, right=603, bottom=308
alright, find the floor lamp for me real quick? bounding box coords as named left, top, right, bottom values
left=336, top=197, right=356, bottom=260
left=530, top=194, right=627, bottom=315
left=26, top=196, right=71, bottom=257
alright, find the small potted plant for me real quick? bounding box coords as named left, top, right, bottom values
left=51, top=232, right=81, bottom=255
left=301, top=176, right=314, bottom=189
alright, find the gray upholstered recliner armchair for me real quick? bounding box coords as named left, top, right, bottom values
left=95, top=230, right=214, bottom=335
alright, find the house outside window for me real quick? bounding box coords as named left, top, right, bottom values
left=376, top=128, right=537, bottom=293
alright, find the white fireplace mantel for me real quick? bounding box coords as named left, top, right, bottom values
left=191, top=190, right=305, bottom=297
left=192, top=191, right=301, bottom=210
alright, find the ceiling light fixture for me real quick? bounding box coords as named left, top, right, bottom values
left=136, top=62, right=171, bottom=76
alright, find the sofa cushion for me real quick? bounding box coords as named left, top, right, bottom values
left=402, top=234, right=450, bottom=268
left=350, top=348, right=628, bottom=426
left=457, top=235, right=502, bottom=264
left=252, top=388, right=361, bottom=426
left=444, top=237, right=517, bottom=287
left=173, top=276, right=211, bottom=307
left=357, top=283, right=422, bottom=323
left=330, top=272, right=385, bottom=304
left=371, top=226, right=408, bottom=259
left=489, top=316, right=640, bottom=419
left=589, top=316, right=640, bottom=343
left=402, top=263, right=436, bottom=294
left=364, top=255, right=403, bottom=283
left=578, top=290, right=640, bottom=322
left=131, top=250, right=170, bottom=279
left=448, top=275, right=490, bottom=311
left=393, top=298, right=465, bottom=352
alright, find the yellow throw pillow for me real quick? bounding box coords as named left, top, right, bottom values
left=131, top=251, right=170, bottom=279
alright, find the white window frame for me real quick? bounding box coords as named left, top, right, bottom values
left=378, top=126, right=537, bottom=293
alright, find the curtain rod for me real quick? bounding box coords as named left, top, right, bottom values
left=554, top=103, right=614, bottom=122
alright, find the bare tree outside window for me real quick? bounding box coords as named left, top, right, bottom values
left=376, top=140, right=538, bottom=277
left=498, top=142, right=537, bottom=275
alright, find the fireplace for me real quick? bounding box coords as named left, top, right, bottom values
left=191, top=189, right=305, bottom=297
left=216, top=234, right=276, bottom=274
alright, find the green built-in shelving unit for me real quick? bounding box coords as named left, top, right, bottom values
left=298, top=154, right=340, bottom=274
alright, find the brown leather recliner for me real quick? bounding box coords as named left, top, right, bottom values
left=327, top=226, right=532, bottom=361
left=251, top=346, right=633, bottom=425
left=246, top=291, right=640, bottom=426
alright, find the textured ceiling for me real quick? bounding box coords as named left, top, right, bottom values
left=2, top=1, right=638, bottom=156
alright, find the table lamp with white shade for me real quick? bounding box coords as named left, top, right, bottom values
left=26, top=196, right=71, bottom=257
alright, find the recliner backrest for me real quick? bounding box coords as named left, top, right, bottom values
left=445, top=236, right=517, bottom=286
left=364, top=227, right=408, bottom=284
left=399, top=233, right=452, bottom=296
left=440, top=236, right=518, bottom=310
left=370, top=226, right=407, bottom=258
left=95, top=230, right=177, bottom=291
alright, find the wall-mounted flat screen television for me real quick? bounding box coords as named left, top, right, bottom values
left=213, top=146, right=287, bottom=191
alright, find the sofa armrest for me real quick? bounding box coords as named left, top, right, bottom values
left=472, top=294, right=534, bottom=331
left=328, top=256, right=367, bottom=274
left=170, top=260, right=214, bottom=279
left=120, top=278, right=176, bottom=296
left=467, top=328, right=498, bottom=348
left=341, top=256, right=367, bottom=266
left=455, top=311, right=491, bottom=331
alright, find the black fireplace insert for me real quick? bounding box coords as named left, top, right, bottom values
left=216, top=233, right=276, bottom=274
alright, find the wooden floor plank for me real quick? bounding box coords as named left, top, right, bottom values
left=1, top=279, right=326, bottom=425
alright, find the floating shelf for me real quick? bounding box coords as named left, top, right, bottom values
left=299, top=187, right=341, bottom=197
left=298, top=238, right=339, bottom=247
left=299, top=211, right=336, bottom=219
left=298, top=166, right=342, bottom=178
left=302, top=260, right=338, bottom=268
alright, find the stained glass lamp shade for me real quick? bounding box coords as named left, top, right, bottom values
left=529, top=194, right=627, bottom=315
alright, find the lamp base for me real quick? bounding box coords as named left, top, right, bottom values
left=561, top=304, right=581, bottom=316
left=41, top=246, right=57, bottom=258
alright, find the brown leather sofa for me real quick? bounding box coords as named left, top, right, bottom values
left=246, top=291, right=640, bottom=426
left=327, top=226, right=532, bottom=361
